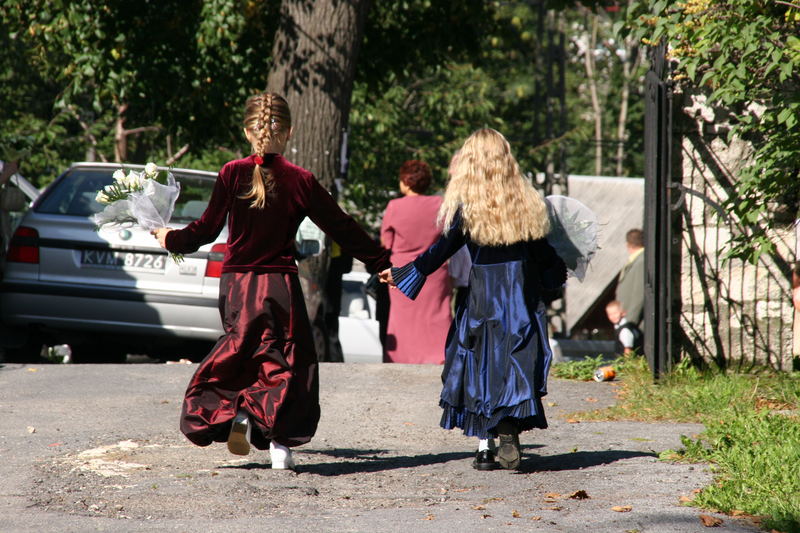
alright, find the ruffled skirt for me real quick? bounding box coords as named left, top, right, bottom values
left=439, top=260, right=552, bottom=439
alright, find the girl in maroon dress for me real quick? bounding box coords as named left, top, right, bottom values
left=153, top=92, right=390, bottom=469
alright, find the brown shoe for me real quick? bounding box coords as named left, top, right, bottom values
left=495, top=419, right=521, bottom=469
left=227, top=412, right=251, bottom=456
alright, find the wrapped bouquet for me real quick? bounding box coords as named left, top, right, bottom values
left=544, top=195, right=599, bottom=281
left=92, top=162, right=183, bottom=263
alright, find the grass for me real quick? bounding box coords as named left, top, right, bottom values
left=552, top=355, right=800, bottom=532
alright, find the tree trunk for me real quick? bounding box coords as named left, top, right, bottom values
left=114, top=103, right=129, bottom=163
left=266, top=0, right=372, bottom=361
left=583, top=13, right=602, bottom=175
left=615, top=39, right=641, bottom=176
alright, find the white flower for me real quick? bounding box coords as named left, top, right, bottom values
left=113, top=169, right=126, bottom=182
left=144, top=162, right=158, bottom=177
left=125, top=170, right=141, bottom=189
left=103, top=184, right=115, bottom=193
left=95, top=191, right=110, bottom=204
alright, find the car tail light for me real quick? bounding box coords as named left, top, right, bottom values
left=7, top=226, right=39, bottom=264
left=204, top=243, right=226, bottom=278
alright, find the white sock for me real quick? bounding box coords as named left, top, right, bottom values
left=478, top=438, right=494, bottom=452
left=269, top=441, right=291, bottom=461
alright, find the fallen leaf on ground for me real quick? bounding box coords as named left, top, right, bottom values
left=612, top=505, right=633, bottom=513
left=47, top=442, right=62, bottom=447
left=566, top=418, right=580, bottom=424
left=547, top=506, right=563, bottom=511
left=547, top=402, right=557, bottom=407
left=473, top=505, right=486, bottom=511
left=481, top=514, right=492, bottom=519
left=530, top=516, right=542, bottom=521
left=403, top=422, right=415, bottom=426
left=699, top=514, right=723, bottom=527
left=511, top=510, right=521, bottom=518
left=730, top=510, right=747, bottom=517
left=569, top=490, right=590, bottom=499
left=679, top=495, right=693, bottom=503
left=692, top=488, right=702, bottom=494
left=27, top=368, right=39, bottom=372
left=26, top=426, right=35, bottom=434
left=422, top=514, right=434, bottom=521
left=544, top=492, right=561, bottom=499
left=584, top=397, right=599, bottom=402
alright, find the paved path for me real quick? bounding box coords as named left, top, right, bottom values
left=0, top=362, right=761, bottom=532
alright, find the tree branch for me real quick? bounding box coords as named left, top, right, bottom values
left=165, top=144, right=190, bottom=166
left=124, top=126, right=161, bottom=136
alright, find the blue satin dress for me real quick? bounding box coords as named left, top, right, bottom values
left=392, top=214, right=566, bottom=439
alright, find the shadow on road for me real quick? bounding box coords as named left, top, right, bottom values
left=518, top=449, right=657, bottom=473
left=213, top=447, right=653, bottom=476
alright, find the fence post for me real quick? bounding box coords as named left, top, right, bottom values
left=643, top=43, right=674, bottom=379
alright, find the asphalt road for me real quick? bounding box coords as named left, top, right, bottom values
left=0, top=361, right=762, bottom=533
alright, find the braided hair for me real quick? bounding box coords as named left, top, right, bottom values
left=240, top=92, right=292, bottom=209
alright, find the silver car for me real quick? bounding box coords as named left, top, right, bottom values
left=1, top=162, right=227, bottom=362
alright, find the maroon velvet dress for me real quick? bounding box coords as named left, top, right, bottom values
left=165, top=154, right=390, bottom=449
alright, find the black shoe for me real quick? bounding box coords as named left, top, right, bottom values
left=495, top=419, right=521, bottom=470
left=472, top=449, right=500, bottom=471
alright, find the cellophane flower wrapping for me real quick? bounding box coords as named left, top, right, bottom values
left=92, top=164, right=182, bottom=262
left=544, top=195, right=599, bottom=281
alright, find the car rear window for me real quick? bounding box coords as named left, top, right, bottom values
left=35, top=168, right=216, bottom=221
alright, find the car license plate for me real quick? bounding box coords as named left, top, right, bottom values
left=81, top=249, right=167, bottom=272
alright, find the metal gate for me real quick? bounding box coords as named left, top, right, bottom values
left=643, top=43, right=674, bottom=379
left=645, top=44, right=795, bottom=375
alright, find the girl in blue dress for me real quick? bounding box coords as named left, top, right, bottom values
left=380, top=128, right=566, bottom=470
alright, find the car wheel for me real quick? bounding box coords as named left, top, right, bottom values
left=70, top=343, right=128, bottom=364
left=1, top=339, right=45, bottom=364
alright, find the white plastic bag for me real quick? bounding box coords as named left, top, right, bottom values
left=92, top=171, right=180, bottom=231
left=544, top=195, right=599, bottom=281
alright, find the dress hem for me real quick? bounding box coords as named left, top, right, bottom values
left=439, top=398, right=548, bottom=439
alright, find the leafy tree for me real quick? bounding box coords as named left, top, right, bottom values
left=1, top=0, right=276, bottom=185
left=624, top=0, right=800, bottom=262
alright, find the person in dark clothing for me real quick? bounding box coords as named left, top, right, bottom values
left=153, top=92, right=390, bottom=470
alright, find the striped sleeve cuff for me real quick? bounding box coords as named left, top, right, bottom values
left=391, top=263, right=426, bottom=300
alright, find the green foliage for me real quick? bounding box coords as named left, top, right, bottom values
left=624, top=0, right=800, bottom=263
left=551, top=353, right=644, bottom=380
left=551, top=354, right=610, bottom=380
left=0, top=0, right=276, bottom=187
left=574, top=359, right=800, bottom=531
left=347, top=1, right=647, bottom=230
left=347, top=63, right=498, bottom=227
left=675, top=410, right=800, bottom=532
left=1, top=0, right=647, bottom=214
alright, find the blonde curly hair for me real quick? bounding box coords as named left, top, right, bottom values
left=438, top=128, right=550, bottom=246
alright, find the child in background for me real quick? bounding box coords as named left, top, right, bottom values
left=605, top=300, right=643, bottom=356
left=380, top=128, right=566, bottom=470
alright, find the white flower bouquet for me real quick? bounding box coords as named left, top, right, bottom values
left=544, top=195, right=599, bottom=281
left=92, top=162, right=183, bottom=263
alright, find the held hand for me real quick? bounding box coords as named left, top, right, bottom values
left=378, top=268, right=395, bottom=286
left=151, top=228, right=173, bottom=249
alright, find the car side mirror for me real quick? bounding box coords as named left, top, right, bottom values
left=0, top=187, right=29, bottom=212
left=297, top=239, right=321, bottom=257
